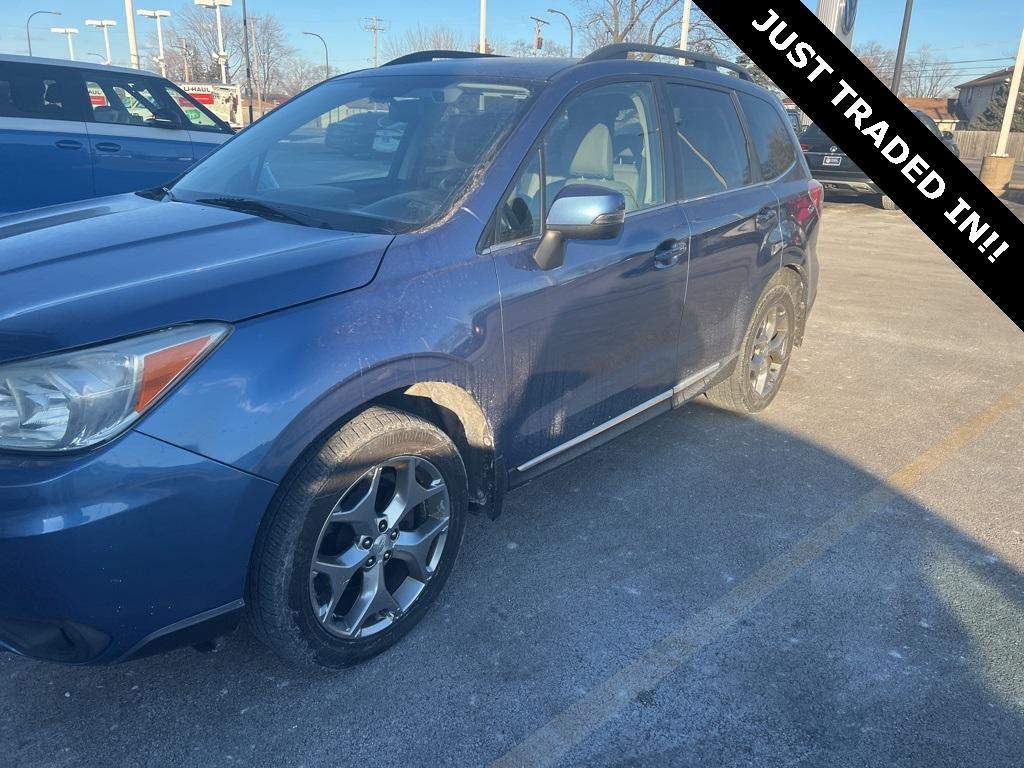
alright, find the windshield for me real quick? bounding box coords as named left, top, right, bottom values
left=171, top=75, right=536, bottom=234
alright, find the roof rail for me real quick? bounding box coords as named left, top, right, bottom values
left=383, top=50, right=504, bottom=67
left=581, top=43, right=752, bottom=81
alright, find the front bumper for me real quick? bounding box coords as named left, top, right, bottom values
left=0, top=431, right=277, bottom=664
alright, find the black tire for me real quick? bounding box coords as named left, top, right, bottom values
left=880, top=194, right=900, bottom=211
left=246, top=406, right=467, bottom=669
left=705, top=271, right=800, bottom=414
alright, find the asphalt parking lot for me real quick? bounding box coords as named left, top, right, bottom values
left=3, top=197, right=1023, bottom=768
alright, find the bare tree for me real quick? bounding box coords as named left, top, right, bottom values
left=491, top=38, right=570, bottom=57
left=382, top=25, right=469, bottom=62
left=900, top=47, right=959, bottom=98
left=575, top=0, right=732, bottom=57
left=276, top=55, right=325, bottom=97
left=855, top=41, right=896, bottom=82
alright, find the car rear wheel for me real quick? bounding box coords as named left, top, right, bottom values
left=247, top=406, right=467, bottom=669
left=705, top=271, right=799, bottom=414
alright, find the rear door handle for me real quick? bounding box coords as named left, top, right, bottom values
left=653, top=238, right=688, bottom=269
left=55, top=139, right=82, bottom=150
left=95, top=142, right=121, bottom=153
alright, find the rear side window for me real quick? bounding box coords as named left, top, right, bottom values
left=85, top=73, right=179, bottom=127
left=666, top=83, right=751, bottom=200
left=738, top=93, right=796, bottom=180
left=0, top=62, right=86, bottom=122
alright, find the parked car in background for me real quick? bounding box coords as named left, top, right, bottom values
left=0, top=55, right=234, bottom=213
left=0, top=45, right=820, bottom=669
left=801, top=109, right=958, bottom=210
left=325, top=111, right=406, bottom=156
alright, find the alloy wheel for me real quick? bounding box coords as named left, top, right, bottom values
left=308, top=456, right=450, bottom=639
left=749, top=302, right=791, bottom=398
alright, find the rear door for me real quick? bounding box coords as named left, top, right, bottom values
left=664, top=81, right=782, bottom=374
left=82, top=71, right=195, bottom=195
left=0, top=61, right=93, bottom=212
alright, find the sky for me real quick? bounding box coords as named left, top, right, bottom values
left=1, top=0, right=1021, bottom=83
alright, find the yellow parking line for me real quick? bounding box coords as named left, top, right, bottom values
left=491, top=381, right=1024, bottom=768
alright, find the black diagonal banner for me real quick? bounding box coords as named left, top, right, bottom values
left=697, top=1, right=1022, bottom=332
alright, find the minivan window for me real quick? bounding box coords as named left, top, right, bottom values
left=666, top=83, right=752, bottom=200
left=738, top=93, right=796, bottom=180
left=86, top=73, right=179, bottom=127
left=0, top=63, right=85, bottom=122
left=171, top=75, right=536, bottom=235
left=543, top=81, right=664, bottom=213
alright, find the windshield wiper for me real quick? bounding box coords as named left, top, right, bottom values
left=194, top=196, right=317, bottom=227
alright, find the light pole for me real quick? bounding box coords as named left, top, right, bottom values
left=479, top=0, right=487, bottom=54
left=51, top=27, right=79, bottom=60
left=195, top=0, right=232, bottom=84
left=26, top=10, right=61, bottom=57
left=85, top=19, right=117, bottom=65
left=891, top=0, right=914, bottom=95
left=303, top=31, right=329, bottom=80
left=176, top=39, right=192, bottom=81
left=137, top=10, right=170, bottom=77
left=124, top=0, right=141, bottom=68
left=546, top=8, right=573, bottom=57
left=241, top=0, right=254, bottom=124
left=679, top=0, right=692, bottom=63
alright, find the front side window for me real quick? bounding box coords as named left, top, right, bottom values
left=86, top=74, right=178, bottom=127
left=163, top=85, right=230, bottom=132
left=496, top=149, right=543, bottom=244
left=738, top=93, right=797, bottom=181
left=544, top=81, right=664, bottom=213
left=0, top=63, right=85, bottom=122
left=171, top=75, right=536, bottom=234
left=667, top=83, right=752, bottom=200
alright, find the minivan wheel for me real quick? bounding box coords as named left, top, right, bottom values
left=247, top=406, right=467, bottom=669
left=705, top=272, right=799, bottom=414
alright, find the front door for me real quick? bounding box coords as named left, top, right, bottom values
left=82, top=72, right=194, bottom=196
left=491, top=81, right=689, bottom=475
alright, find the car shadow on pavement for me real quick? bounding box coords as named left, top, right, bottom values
left=2, top=398, right=1022, bottom=768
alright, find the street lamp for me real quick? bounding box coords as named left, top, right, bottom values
left=303, top=31, right=329, bottom=80
left=546, top=8, right=573, bottom=57
left=26, top=10, right=61, bottom=57
left=891, top=0, right=914, bottom=95
left=137, top=10, right=170, bottom=77
left=195, top=0, right=232, bottom=85
left=85, top=19, right=117, bottom=65
left=51, top=27, right=79, bottom=60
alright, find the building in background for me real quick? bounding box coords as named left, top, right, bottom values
left=900, top=97, right=963, bottom=132
left=956, top=67, right=1013, bottom=126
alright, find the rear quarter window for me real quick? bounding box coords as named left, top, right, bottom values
left=738, top=92, right=797, bottom=181
left=0, top=62, right=86, bottom=122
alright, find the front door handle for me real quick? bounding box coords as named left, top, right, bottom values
left=55, top=139, right=82, bottom=150
left=95, top=142, right=121, bottom=153
left=654, top=238, right=688, bottom=269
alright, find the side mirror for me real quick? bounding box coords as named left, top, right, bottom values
left=533, top=185, right=626, bottom=270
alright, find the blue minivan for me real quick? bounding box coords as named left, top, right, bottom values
left=0, top=54, right=233, bottom=213
left=0, top=46, right=821, bottom=668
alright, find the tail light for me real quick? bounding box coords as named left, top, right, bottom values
left=800, top=143, right=811, bottom=152
left=809, top=180, right=824, bottom=212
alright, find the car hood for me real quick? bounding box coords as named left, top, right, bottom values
left=0, top=194, right=393, bottom=362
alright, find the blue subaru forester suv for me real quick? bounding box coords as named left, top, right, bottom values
left=0, top=46, right=820, bottom=668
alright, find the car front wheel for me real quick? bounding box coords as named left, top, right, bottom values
left=247, top=406, right=467, bottom=669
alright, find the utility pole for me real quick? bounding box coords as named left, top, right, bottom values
left=195, top=0, right=232, bottom=84
left=51, top=27, right=78, bottom=60
left=85, top=19, right=116, bottom=65
left=529, top=16, right=549, bottom=54
left=242, top=0, right=255, bottom=124
left=479, top=0, right=487, bottom=54
left=176, top=39, right=192, bottom=81
left=891, top=0, right=914, bottom=94
left=546, top=8, right=573, bottom=57
left=678, top=0, right=692, bottom=64
left=27, top=10, right=61, bottom=57
left=124, top=0, right=140, bottom=68
left=137, top=10, right=170, bottom=77
left=361, top=17, right=386, bottom=68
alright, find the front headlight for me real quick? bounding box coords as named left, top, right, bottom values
left=0, top=323, right=229, bottom=453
